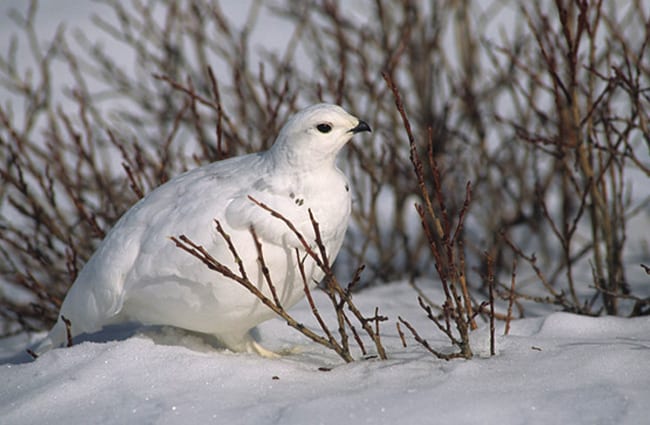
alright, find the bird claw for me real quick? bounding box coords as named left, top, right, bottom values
left=249, top=340, right=282, bottom=359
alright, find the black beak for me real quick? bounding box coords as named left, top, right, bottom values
left=350, top=120, right=371, bottom=134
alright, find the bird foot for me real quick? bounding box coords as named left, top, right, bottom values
left=249, top=340, right=282, bottom=359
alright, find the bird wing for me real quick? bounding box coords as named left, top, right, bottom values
left=58, top=153, right=269, bottom=330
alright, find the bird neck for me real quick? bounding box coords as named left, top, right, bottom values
left=266, top=142, right=339, bottom=174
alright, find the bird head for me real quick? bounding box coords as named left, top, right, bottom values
left=269, top=103, right=371, bottom=170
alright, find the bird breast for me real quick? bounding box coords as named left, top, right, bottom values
left=225, top=167, right=352, bottom=252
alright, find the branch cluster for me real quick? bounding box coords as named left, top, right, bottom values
left=172, top=198, right=387, bottom=363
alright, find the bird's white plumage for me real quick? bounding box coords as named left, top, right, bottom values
left=35, top=103, right=370, bottom=356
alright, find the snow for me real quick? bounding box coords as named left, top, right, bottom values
left=2, top=281, right=649, bottom=425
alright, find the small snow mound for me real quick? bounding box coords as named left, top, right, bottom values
left=535, top=312, right=638, bottom=338
left=469, top=326, right=502, bottom=358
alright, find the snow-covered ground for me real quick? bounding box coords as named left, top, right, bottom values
left=2, top=281, right=649, bottom=425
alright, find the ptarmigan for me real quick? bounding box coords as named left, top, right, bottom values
left=34, top=103, right=371, bottom=357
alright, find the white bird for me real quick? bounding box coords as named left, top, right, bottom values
left=34, top=103, right=371, bottom=357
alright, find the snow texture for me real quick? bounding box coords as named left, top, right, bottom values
left=2, top=282, right=649, bottom=425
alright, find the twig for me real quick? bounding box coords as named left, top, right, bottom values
left=294, top=248, right=338, bottom=348
left=248, top=195, right=388, bottom=359
left=396, top=322, right=408, bottom=348
left=61, top=315, right=73, bottom=347
left=504, top=257, right=518, bottom=336
left=250, top=226, right=282, bottom=307
left=486, top=253, right=496, bottom=356
left=397, top=316, right=464, bottom=361
left=170, top=232, right=355, bottom=362
left=383, top=71, right=475, bottom=359
left=641, top=264, right=650, bottom=275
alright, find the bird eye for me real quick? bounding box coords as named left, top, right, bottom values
left=316, top=123, right=332, bottom=133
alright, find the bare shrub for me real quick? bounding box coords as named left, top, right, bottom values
left=383, top=72, right=499, bottom=360
left=490, top=1, right=650, bottom=315
left=172, top=200, right=387, bottom=363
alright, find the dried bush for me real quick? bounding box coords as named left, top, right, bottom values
left=172, top=200, right=387, bottom=363
left=384, top=73, right=481, bottom=359
left=490, top=1, right=650, bottom=316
